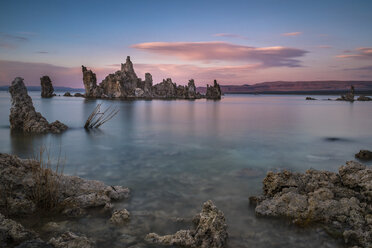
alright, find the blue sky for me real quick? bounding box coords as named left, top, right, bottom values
left=1, top=0, right=372, bottom=87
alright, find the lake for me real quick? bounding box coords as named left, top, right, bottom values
left=1, top=91, right=371, bottom=247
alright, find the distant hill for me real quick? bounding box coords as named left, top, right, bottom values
left=0, top=86, right=84, bottom=92
left=197, top=81, right=372, bottom=95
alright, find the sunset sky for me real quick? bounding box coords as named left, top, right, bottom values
left=1, top=0, right=372, bottom=87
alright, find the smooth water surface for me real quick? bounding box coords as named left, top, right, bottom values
left=1, top=91, right=372, bottom=247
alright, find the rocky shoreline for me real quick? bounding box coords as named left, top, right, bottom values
left=0, top=153, right=228, bottom=248
left=250, top=160, right=372, bottom=248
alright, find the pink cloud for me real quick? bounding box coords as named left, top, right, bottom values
left=131, top=41, right=308, bottom=67
left=213, top=33, right=249, bottom=40
left=336, top=47, right=372, bottom=60
left=281, top=32, right=302, bottom=36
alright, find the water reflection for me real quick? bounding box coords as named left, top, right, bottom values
left=0, top=92, right=371, bottom=247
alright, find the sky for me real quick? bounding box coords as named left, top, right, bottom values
left=0, top=0, right=372, bottom=87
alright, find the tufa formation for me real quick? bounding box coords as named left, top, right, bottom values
left=9, top=77, right=67, bottom=133
left=82, top=56, right=221, bottom=100
left=40, top=76, right=55, bottom=98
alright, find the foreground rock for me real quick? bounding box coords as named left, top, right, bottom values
left=82, top=56, right=204, bottom=100
left=206, top=80, right=222, bottom=100
left=40, top=76, right=55, bottom=98
left=250, top=161, right=372, bottom=247
left=145, top=200, right=228, bottom=248
left=9, top=77, right=67, bottom=133
left=0, top=153, right=130, bottom=217
left=355, top=150, right=372, bottom=160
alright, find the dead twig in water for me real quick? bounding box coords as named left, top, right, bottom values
left=84, top=103, right=119, bottom=128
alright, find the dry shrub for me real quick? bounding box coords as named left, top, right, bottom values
left=30, top=145, right=65, bottom=210
left=84, top=103, right=119, bottom=129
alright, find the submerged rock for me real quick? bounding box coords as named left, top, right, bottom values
left=49, top=232, right=95, bottom=248
left=40, top=76, right=55, bottom=98
left=355, top=150, right=372, bottom=160
left=250, top=161, right=372, bottom=247
left=16, top=239, right=53, bottom=248
left=206, top=80, right=222, bottom=100
left=0, top=153, right=130, bottom=217
left=109, top=209, right=130, bottom=225
left=145, top=200, right=228, bottom=248
left=0, top=213, right=36, bottom=247
left=9, top=77, right=67, bottom=133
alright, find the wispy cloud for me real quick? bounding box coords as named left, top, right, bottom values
left=0, top=32, right=29, bottom=42
left=36, top=51, right=49, bottom=54
left=281, top=32, right=302, bottom=36
left=317, top=45, right=332, bottom=49
left=131, top=41, right=308, bottom=68
left=213, top=33, right=249, bottom=40
left=343, top=65, right=372, bottom=71
left=337, top=47, right=372, bottom=60
left=0, top=32, right=30, bottom=49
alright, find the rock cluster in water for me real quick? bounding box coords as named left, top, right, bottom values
left=40, top=76, right=55, bottom=98
left=146, top=200, right=228, bottom=248
left=82, top=56, right=221, bottom=100
left=9, top=77, right=67, bottom=133
left=0, top=153, right=130, bottom=217
left=206, top=80, right=222, bottom=100
left=337, top=85, right=355, bottom=102
left=250, top=161, right=372, bottom=248
left=355, top=150, right=372, bottom=160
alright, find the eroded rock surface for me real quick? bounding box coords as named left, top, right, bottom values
left=40, top=76, right=55, bottom=98
left=250, top=161, right=372, bottom=248
left=109, top=209, right=130, bottom=225
left=145, top=200, right=228, bottom=248
left=9, top=77, right=67, bottom=133
left=206, top=80, right=222, bottom=100
left=82, top=66, right=102, bottom=98
left=49, top=232, right=95, bottom=248
left=0, top=153, right=130, bottom=217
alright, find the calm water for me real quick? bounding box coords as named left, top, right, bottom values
left=1, top=91, right=372, bottom=247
